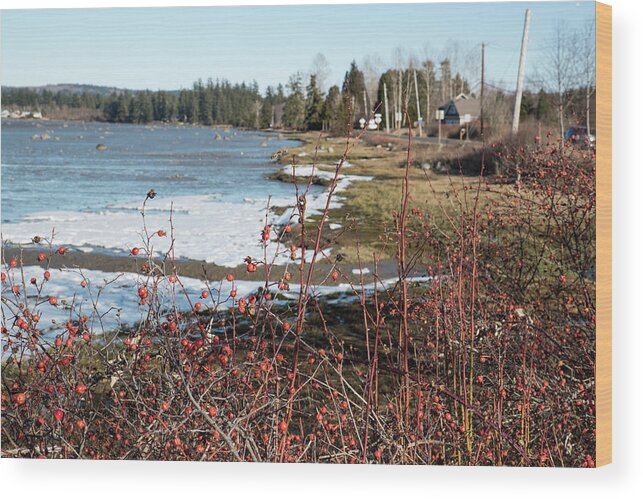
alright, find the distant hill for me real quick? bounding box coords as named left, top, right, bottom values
left=1, top=84, right=137, bottom=96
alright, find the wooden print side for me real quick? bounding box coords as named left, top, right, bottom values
left=596, top=1, right=612, bottom=468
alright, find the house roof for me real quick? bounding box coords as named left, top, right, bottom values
left=439, top=94, right=481, bottom=117
left=453, top=98, right=481, bottom=117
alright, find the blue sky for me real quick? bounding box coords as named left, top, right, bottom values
left=0, top=2, right=595, bottom=93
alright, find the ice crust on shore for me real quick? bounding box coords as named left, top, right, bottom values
left=1, top=266, right=430, bottom=340
left=2, top=166, right=371, bottom=268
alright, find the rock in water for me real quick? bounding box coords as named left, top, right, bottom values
left=96, top=143, right=108, bottom=151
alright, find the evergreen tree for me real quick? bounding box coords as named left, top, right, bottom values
left=283, top=73, right=305, bottom=130
left=342, top=61, right=367, bottom=126
left=324, top=85, right=348, bottom=136
left=115, top=93, right=131, bottom=123
left=259, top=86, right=275, bottom=128
left=304, top=74, right=324, bottom=130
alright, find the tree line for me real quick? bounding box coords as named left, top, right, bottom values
left=2, top=44, right=593, bottom=139
left=1, top=57, right=473, bottom=134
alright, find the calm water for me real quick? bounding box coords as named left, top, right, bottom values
left=1, top=120, right=302, bottom=224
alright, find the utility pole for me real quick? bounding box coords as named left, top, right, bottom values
left=511, top=9, right=532, bottom=135
left=397, top=70, right=403, bottom=129
left=480, top=43, right=485, bottom=142
left=425, top=68, right=431, bottom=135
left=363, top=90, right=369, bottom=121
left=383, top=82, right=391, bottom=133
left=413, top=69, right=422, bottom=136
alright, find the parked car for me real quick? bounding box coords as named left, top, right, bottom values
left=564, top=126, right=596, bottom=145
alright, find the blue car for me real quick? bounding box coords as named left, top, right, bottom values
left=564, top=126, right=596, bottom=145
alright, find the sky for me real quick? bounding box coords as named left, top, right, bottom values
left=0, top=1, right=596, bottom=93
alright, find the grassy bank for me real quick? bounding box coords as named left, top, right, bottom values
left=272, top=130, right=506, bottom=263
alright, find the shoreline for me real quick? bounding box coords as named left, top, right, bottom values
left=1, top=121, right=386, bottom=277
left=2, top=120, right=474, bottom=284
left=1, top=244, right=401, bottom=283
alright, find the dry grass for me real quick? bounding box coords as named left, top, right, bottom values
left=278, top=131, right=506, bottom=262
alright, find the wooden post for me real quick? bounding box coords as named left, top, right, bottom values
left=413, top=69, right=423, bottom=136
left=480, top=43, right=485, bottom=142
left=425, top=67, right=431, bottom=137
left=511, top=9, right=532, bottom=135
left=397, top=70, right=403, bottom=129
left=363, top=89, right=369, bottom=120
left=384, top=82, right=390, bottom=133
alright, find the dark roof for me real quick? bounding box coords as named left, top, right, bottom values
left=439, top=94, right=481, bottom=117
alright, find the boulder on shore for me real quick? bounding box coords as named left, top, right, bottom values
left=96, top=143, right=108, bottom=151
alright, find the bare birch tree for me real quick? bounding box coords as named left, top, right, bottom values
left=580, top=21, right=596, bottom=136
left=310, top=53, right=331, bottom=93
left=545, top=21, right=579, bottom=146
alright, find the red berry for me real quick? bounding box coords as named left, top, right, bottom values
left=201, top=290, right=209, bottom=299
left=48, top=296, right=57, bottom=306
left=278, top=420, right=288, bottom=433
left=75, top=384, right=87, bottom=395
left=44, top=271, right=51, bottom=280
left=131, top=247, right=140, bottom=256
left=168, top=275, right=178, bottom=283
left=157, top=229, right=166, bottom=237
left=226, top=274, right=235, bottom=282
left=37, top=253, right=46, bottom=262
left=208, top=406, right=217, bottom=417
left=53, top=409, right=64, bottom=422
left=12, top=392, right=26, bottom=405
left=58, top=246, right=66, bottom=255
left=9, top=258, right=17, bottom=268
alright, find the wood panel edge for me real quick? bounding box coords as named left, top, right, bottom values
left=595, top=0, right=612, bottom=468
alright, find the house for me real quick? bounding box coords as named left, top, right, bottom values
left=438, top=93, right=481, bottom=125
